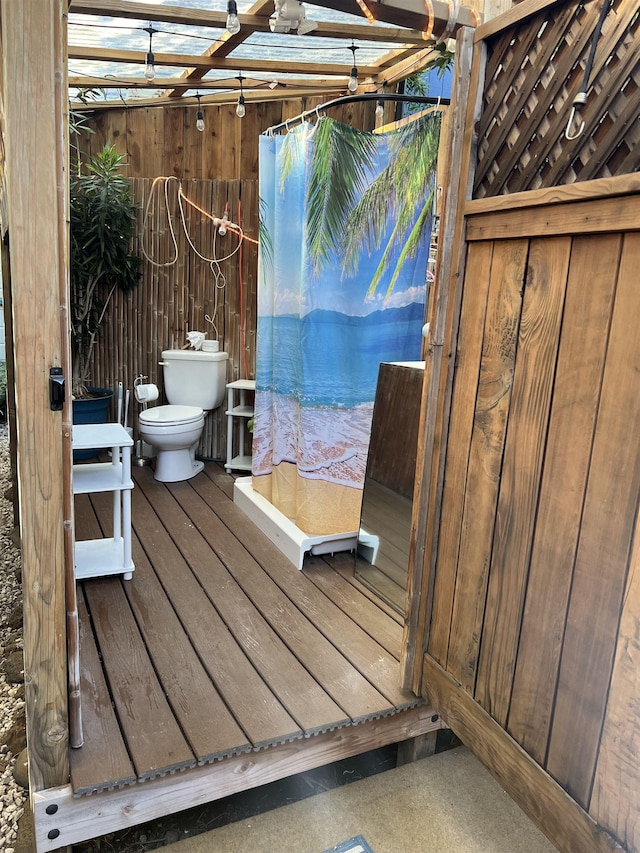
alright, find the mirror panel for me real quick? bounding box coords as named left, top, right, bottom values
left=355, top=362, right=425, bottom=612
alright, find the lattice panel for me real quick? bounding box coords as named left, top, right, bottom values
left=474, top=0, right=640, bottom=198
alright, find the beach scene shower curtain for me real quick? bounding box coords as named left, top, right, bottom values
left=253, top=115, right=440, bottom=535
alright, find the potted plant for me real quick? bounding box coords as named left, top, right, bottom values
left=70, top=142, right=140, bottom=405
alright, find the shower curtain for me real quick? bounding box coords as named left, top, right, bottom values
left=253, top=115, right=439, bottom=535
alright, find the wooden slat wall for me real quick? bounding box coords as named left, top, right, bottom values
left=421, top=193, right=640, bottom=852
left=88, top=177, right=258, bottom=460
left=77, top=98, right=376, bottom=182
left=408, top=4, right=640, bottom=847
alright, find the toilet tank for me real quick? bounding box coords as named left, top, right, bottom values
left=161, top=349, right=229, bottom=410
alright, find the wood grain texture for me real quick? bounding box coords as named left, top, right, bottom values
left=34, top=703, right=444, bottom=852
left=127, top=481, right=303, bottom=747
left=88, top=493, right=253, bottom=764
left=3, top=0, right=70, bottom=791
left=402, top=28, right=481, bottom=692
left=427, top=239, right=493, bottom=666
left=467, top=195, right=640, bottom=242
left=421, top=656, right=626, bottom=853
left=84, top=575, right=197, bottom=779
left=590, top=506, right=640, bottom=851
left=507, top=233, right=621, bottom=761
left=475, top=236, right=571, bottom=724
left=179, top=472, right=414, bottom=713
left=546, top=231, right=640, bottom=807
left=130, top=477, right=351, bottom=734
left=70, top=586, right=136, bottom=794
left=446, top=238, right=528, bottom=691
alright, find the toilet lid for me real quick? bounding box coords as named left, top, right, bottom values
left=139, top=404, right=203, bottom=427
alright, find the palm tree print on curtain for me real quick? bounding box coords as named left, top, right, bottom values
left=253, top=114, right=440, bottom=535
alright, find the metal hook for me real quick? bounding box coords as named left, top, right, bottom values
left=565, top=102, right=585, bottom=141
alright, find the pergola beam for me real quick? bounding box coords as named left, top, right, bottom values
left=69, top=0, right=428, bottom=44
left=68, top=45, right=381, bottom=76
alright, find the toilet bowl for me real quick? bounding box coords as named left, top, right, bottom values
left=137, top=348, right=229, bottom=482
left=138, top=405, right=205, bottom=482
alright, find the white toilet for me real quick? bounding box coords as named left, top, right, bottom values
left=138, top=348, right=229, bottom=482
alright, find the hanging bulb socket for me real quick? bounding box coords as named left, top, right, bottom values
left=347, top=42, right=359, bottom=93
left=195, top=95, right=205, bottom=132
left=226, top=0, right=241, bottom=35
left=236, top=94, right=246, bottom=118
left=143, top=24, right=156, bottom=81
left=375, top=99, right=384, bottom=118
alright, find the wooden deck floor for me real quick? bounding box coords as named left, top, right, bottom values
left=70, top=461, right=434, bottom=798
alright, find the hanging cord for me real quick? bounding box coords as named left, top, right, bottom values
left=237, top=199, right=250, bottom=381
left=140, top=176, right=180, bottom=267
left=565, top=0, right=611, bottom=140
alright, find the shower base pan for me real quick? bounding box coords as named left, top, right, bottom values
left=233, top=477, right=358, bottom=571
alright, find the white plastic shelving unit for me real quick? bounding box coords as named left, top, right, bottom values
left=225, top=379, right=255, bottom=473
left=72, top=423, right=135, bottom=580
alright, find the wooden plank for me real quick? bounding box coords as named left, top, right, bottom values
left=590, top=506, right=640, bottom=850
left=427, top=239, right=493, bottom=666
left=421, top=656, right=626, bottom=853
left=34, top=703, right=444, bottom=852
left=180, top=472, right=416, bottom=712
left=402, top=28, right=482, bottom=692
left=466, top=194, right=640, bottom=241
left=507, top=234, right=620, bottom=762
left=2, top=0, right=70, bottom=792
left=325, top=550, right=405, bottom=625
left=89, top=493, right=253, bottom=764
left=475, top=236, right=571, bottom=723
left=302, top=556, right=404, bottom=660
left=70, top=587, right=137, bottom=794
left=465, top=173, right=640, bottom=215
left=126, top=483, right=303, bottom=747
left=127, top=480, right=351, bottom=735
left=69, top=0, right=429, bottom=43
left=546, top=231, right=640, bottom=807
left=83, top=577, right=197, bottom=780
left=446, top=238, right=528, bottom=691
left=475, top=0, right=565, bottom=42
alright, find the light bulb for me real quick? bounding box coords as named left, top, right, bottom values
left=348, top=68, right=358, bottom=93
left=236, top=95, right=246, bottom=118
left=144, top=51, right=155, bottom=81
left=196, top=110, right=205, bottom=132
left=375, top=100, right=384, bottom=118
left=226, top=0, right=241, bottom=35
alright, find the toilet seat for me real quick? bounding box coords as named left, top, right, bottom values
left=139, top=404, right=203, bottom=428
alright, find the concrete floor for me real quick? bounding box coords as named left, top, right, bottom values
left=164, top=746, right=558, bottom=853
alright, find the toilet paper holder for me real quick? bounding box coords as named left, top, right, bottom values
left=133, top=375, right=154, bottom=466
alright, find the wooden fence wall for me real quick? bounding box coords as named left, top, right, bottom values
left=407, top=1, right=640, bottom=851
left=89, top=177, right=258, bottom=460
left=77, top=97, right=377, bottom=181
left=80, top=96, right=376, bottom=459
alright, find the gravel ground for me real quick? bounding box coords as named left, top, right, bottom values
left=0, top=423, right=27, bottom=853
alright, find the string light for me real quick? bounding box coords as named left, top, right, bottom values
left=236, top=74, right=246, bottom=118
left=226, top=0, right=241, bottom=35
left=347, top=42, right=359, bottom=93
left=355, top=0, right=377, bottom=24
left=143, top=23, right=156, bottom=81
left=375, top=99, right=384, bottom=118
left=196, top=94, right=205, bottom=132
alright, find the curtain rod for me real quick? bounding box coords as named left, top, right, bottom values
left=263, top=92, right=451, bottom=135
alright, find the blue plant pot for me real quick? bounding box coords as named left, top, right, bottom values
left=72, top=387, right=114, bottom=461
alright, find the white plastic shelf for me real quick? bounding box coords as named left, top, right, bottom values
left=72, top=422, right=135, bottom=581
left=225, top=379, right=255, bottom=473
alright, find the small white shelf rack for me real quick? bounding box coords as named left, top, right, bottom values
left=225, top=379, right=255, bottom=473
left=72, top=423, right=135, bottom=581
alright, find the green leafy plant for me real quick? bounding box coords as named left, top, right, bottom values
left=70, top=143, right=140, bottom=398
